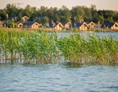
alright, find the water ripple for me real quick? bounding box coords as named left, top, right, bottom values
left=0, top=64, right=118, bottom=92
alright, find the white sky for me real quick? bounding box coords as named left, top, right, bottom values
left=0, top=0, right=118, bottom=11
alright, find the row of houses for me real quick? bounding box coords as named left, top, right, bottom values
left=1, top=21, right=118, bottom=31
left=0, top=15, right=118, bottom=30
left=16, top=21, right=96, bottom=30
left=17, top=21, right=118, bottom=30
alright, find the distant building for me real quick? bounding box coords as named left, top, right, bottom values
left=111, top=22, right=118, bottom=30
left=54, top=22, right=64, bottom=30
left=49, top=22, right=64, bottom=30
left=61, top=22, right=71, bottom=29
left=22, top=16, right=29, bottom=22
left=87, top=22, right=95, bottom=30
left=101, top=22, right=118, bottom=30
left=23, top=21, right=40, bottom=29
left=17, top=23, right=23, bottom=28
left=72, top=22, right=88, bottom=31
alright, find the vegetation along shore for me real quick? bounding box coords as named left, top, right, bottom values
left=0, top=30, right=118, bottom=66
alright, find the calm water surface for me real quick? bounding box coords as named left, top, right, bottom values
left=57, top=32, right=118, bottom=38
left=0, top=63, right=118, bottom=92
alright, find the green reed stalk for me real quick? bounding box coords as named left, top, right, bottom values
left=0, top=29, right=118, bottom=65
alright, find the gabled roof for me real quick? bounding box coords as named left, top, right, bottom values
left=55, top=22, right=63, bottom=27
left=61, top=22, right=66, bottom=25
left=101, top=22, right=114, bottom=28
left=17, top=22, right=23, bottom=25
left=76, top=22, right=82, bottom=27
left=61, top=22, right=70, bottom=25
left=86, top=21, right=95, bottom=25
left=72, top=22, right=87, bottom=27
left=55, top=22, right=59, bottom=25
left=22, top=16, right=29, bottom=19
left=23, top=21, right=39, bottom=26
left=22, top=16, right=29, bottom=21
left=23, top=21, right=35, bottom=26
left=49, top=22, right=64, bottom=28
left=86, top=21, right=91, bottom=24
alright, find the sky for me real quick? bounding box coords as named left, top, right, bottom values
left=0, top=0, right=118, bottom=11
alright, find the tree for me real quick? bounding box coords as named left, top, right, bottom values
left=44, top=16, right=49, bottom=23
left=107, top=17, right=114, bottom=22
left=99, top=15, right=104, bottom=24
left=0, top=10, right=7, bottom=20
left=113, top=13, right=118, bottom=22
left=61, top=5, right=68, bottom=10
left=39, top=6, right=48, bottom=16
left=35, top=18, right=41, bottom=23
left=0, top=3, right=118, bottom=24
left=84, top=7, right=92, bottom=21
left=54, top=14, right=60, bottom=22
left=92, top=13, right=99, bottom=23
left=91, top=4, right=96, bottom=11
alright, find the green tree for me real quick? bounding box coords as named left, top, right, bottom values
left=99, top=15, right=104, bottom=24
left=44, top=16, right=49, bottom=23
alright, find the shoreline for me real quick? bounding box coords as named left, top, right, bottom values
left=0, top=28, right=118, bottom=33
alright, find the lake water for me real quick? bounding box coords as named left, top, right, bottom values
left=0, top=32, right=118, bottom=92
left=0, top=63, right=118, bottom=92
left=57, top=32, right=118, bottom=38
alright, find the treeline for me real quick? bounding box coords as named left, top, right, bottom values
left=0, top=4, right=118, bottom=24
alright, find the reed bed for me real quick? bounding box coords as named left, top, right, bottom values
left=0, top=30, right=59, bottom=64
left=0, top=30, right=118, bottom=65
left=57, top=33, right=118, bottom=65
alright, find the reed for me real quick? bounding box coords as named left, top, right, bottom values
left=0, top=29, right=118, bottom=65
left=57, top=32, right=118, bottom=65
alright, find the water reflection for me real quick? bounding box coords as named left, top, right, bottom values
left=59, top=62, right=83, bottom=68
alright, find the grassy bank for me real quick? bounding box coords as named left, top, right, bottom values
left=0, top=30, right=118, bottom=65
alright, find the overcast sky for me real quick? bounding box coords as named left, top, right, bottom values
left=0, top=0, right=118, bottom=10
